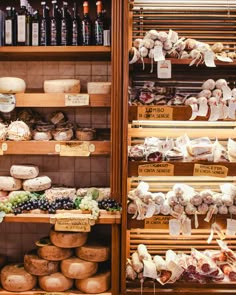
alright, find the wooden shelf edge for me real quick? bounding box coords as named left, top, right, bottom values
left=0, top=46, right=111, bottom=53
left=126, top=287, right=236, bottom=294
left=0, top=289, right=112, bottom=295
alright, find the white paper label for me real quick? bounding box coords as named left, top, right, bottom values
left=65, top=94, right=90, bottom=106
left=154, top=45, right=165, bottom=62
left=17, top=15, right=26, bottom=42
left=228, top=100, right=236, bottom=119
left=5, top=20, right=12, bottom=45
left=181, top=218, right=192, bottom=236
left=226, top=218, right=236, bottom=236
left=204, top=51, right=216, bottom=67
left=197, top=99, right=208, bottom=117
left=143, top=259, right=158, bottom=279
left=222, top=85, right=232, bottom=101
left=168, top=29, right=178, bottom=43
left=32, top=23, right=39, bottom=46
left=158, top=60, right=171, bottom=79
left=208, top=105, right=220, bottom=121
left=169, top=219, right=181, bottom=236
left=145, top=203, right=156, bottom=218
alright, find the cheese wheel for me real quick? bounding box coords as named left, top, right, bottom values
left=39, top=272, right=73, bottom=292
left=10, top=164, right=39, bottom=179
left=1, top=264, right=37, bottom=292
left=50, top=229, right=88, bottom=248
left=0, top=176, right=22, bottom=191
left=75, top=271, right=111, bottom=293
left=44, top=79, right=81, bottom=93
left=87, top=82, right=111, bottom=94
left=61, top=257, right=98, bottom=279
left=0, top=77, right=26, bottom=93
left=24, top=252, right=59, bottom=276
left=23, top=176, right=51, bottom=192
left=76, top=243, right=110, bottom=262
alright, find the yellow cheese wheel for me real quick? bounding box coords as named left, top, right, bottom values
left=0, top=77, right=26, bottom=93
left=76, top=243, right=110, bottom=262
left=37, top=239, right=73, bottom=261
left=39, top=272, right=73, bottom=292
left=44, top=79, right=81, bottom=93
left=75, top=271, right=111, bottom=294
left=50, top=229, right=88, bottom=248
left=61, top=257, right=98, bottom=279
left=1, top=264, right=37, bottom=292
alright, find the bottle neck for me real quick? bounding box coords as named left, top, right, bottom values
left=83, top=2, right=89, bottom=16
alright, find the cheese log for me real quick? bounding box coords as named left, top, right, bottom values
left=0, top=77, right=26, bottom=93
left=61, top=257, right=98, bottom=279
left=39, top=272, right=73, bottom=292
left=87, top=82, right=111, bottom=94
left=0, top=177, right=22, bottom=191
left=44, top=79, right=81, bottom=93
left=76, top=243, right=110, bottom=262
left=50, top=229, right=88, bottom=248
left=10, top=164, right=39, bottom=179
left=24, top=252, right=59, bottom=276
left=75, top=271, right=111, bottom=293
left=23, top=176, right=51, bottom=192
left=38, top=244, right=73, bottom=261
left=1, top=264, right=37, bottom=292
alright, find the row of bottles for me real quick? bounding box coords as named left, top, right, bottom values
left=3, top=0, right=111, bottom=46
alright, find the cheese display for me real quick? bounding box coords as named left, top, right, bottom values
left=75, top=271, right=111, bottom=293
left=43, top=79, right=81, bottom=93
left=24, top=252, right=59, bottom=276
left=1, top=264, right=37, bottom=292
left=61, top=257, right=98, bottom=279
left=50, top=229, right=88, bottom=248
left=76, top=243, right=110, bottom=262
left=0, top=177, right=22, bottom=191
left=10, top=164, right=39, bottom=180
left=0, top=77, right=26, bottom=93
left=23, top=176, right=52, bottom=192
left=87, top=82, right=111, bottom=94
left=38, top=272, right=73, bottom=292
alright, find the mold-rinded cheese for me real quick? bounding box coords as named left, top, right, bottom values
left=76, top=243, right=110, bottom=262
left=0, top=77, right=26, bottom=93
left=44, top=79, right=81, bottom=93
left=0, top=177, right=22, bottom=191
left=61, top=257, right=98, bottom=279
left=50, top=229, right=88, bottom=248
left=23, top=176, right=51, bottom=192
left=24, top=252, right=59, bottom=276
left=87, top=82, right=111, bottom=94
left=10, top=164, right=39, bottom=179
left=75, top=271, right=111, bottom=294
left=1, top=264, right=37, bottom=292
left=39, top=272, right=73, bottom=292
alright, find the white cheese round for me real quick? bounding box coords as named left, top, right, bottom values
left=10, top=164, right=39, bottom=180
left=0, top=176, right=22, bottom=191
left=0, top=77, right=26, bottom=93
left=75, top=271, right=111, bottom=293
left=50, top=229, right=88, bottom=248
left=44, top=79, right=81, bottom=93
left=39, top=272, right=73, bottom=292
left=87, top=82, right=111, bottom=94
left=76, top=243, right=110, bottom=262
left=23, top=176, right=51, bottom=192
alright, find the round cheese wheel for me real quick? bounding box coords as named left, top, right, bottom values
left=61, top=257, right=98, bottom=279
left=75, top=271, right=111, bottom=294
left=87, top=82, right=111, bottom=94
left=39, top=272, right=73, bottom=292
left=23, top=176, right=51, bottom=192
left=10, top=164, right=39, bottom=180
left=50, top=229, right=88, bottom=248
left=0, top=176, right=22, bottom=191
left=76, top=243, right=110, bottom=262
left=44, top=79, right=81, bottom=93
left=0, top=77, right=26, bottom=94
left=24, top=252, right=59, bottom=276
left=1, top=264, right=37, bottom=292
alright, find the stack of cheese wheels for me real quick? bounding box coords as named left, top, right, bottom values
left=49, top=229, right=88, bottom=248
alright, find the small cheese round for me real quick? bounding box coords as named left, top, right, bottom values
left=75, top=271, right=111, bottom=294
left=61, top=257, right=98, bottom=279
left=0, top=176, right=22, bottom=191
left=76, top=243, right=110, bottom=262
left=39, top=272, right=73, bottom=292
left=24, top=252, right=59, bottom=276
left=87, top=82, right=111, bottom=94
left=44, top=79, right=80, bottom=93
left=50, top=229, right=88, bottom=248
left=0, top=77, right=26, bottom=94
left=1, top=264, right=37, bottom=292
left=37, top=239, right=73, bottom=261
left=23, top=176, right=51, bottom=192
left=10, top=164, right=39, bottom=179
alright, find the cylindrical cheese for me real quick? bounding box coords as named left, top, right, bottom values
left=10, top=164, right=39, bottom=179
left=44, top=79, right=80, bottom=93
left=75, top=271, right=111, bottom=294
left=24, top=252, right=59, bottom=276
left=87, top=82, right=111, bottom=94
left=0, top=77, right=26, bottom=93
left=0, top=177, right=22, bottom=191
left=23, top=176, right=51, bottom=192
left=39, top=272, right=73, bottom=292
left=1, top=264, right=37, bottom=292
left=76, top=243, right=110, bottom=262
left=50, top=229, right=88, bottom=248
left=38, top=244, right=73, bottom=261
left=61, top=257, right=98, bottom=279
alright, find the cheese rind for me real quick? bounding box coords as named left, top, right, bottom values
left=50, top=229, right=88, bottom=248
left=87, top=82, right=111, bottom=94
left=0, top=77, right=26, bottom=93
left=0, top=177, right=22, bottom=191
left=39, top=272, right=73, bottom=292
left=44, top=79, right=81, bottom=93
left=76, top=243, right=110, bottom=262
left=38, top=244, right=73, bottom=261
left=10, top=164, right=39, bottom=179
left=23, top=176, right=51, bottom=192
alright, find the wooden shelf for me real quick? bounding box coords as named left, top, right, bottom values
left=0, top=141, right=110, bottom=156
left=16, top=93, right=111, bottom=108
left=0, top=289, right=112, bottom=295
left=0, top=46, right=111, bottom=61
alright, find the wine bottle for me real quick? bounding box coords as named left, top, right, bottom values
left=81, top=1, right=92, bottom=46
left=60, top=2, right=70, bottom=45
left=72, top=2, right=81, bottom=45
left=50, top=0, right=59, bottom=45
left=26, top=2, right=32, bottom=46
left=94, top=1, right=103, bottom=45
left=17, top=0, right=27, bottom=45
left=12, top=7, right=17, bottom=46
left=40, top=1, right=50, bottom=45
left=5, top=7, right=14, bottom=46
left=31, top=10, right=40, bottom=46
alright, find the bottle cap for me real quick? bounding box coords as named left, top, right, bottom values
left=83, top=1, right=89, bottom=14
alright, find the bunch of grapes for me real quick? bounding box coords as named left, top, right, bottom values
left=98, top=198, right=121, bottom=211
left=0, top=200, right=13, bottom=214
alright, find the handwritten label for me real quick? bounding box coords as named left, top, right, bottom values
left=137, top=106, right=173, bottom=120
left=65, top=94, right=89, bottom=106
left=145, top=215, right=171, bottom=229
left=52, top=214, right=95, bottom=232
left=59, top=142, right=92, bottom=157
left=193, top=164, right=228, bottom=178
left=138, top=163, right=174, bottom=176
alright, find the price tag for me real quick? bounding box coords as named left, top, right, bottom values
left=59, top=142, right=91, bottom=157
left=145, top=215, right=171, bottom=229
left=65, top=94, right=89, bottom=106
left=193, top=164, right=228, bottom=178
left=226, top=219, right=236, bottom=236
left=137, top=106, right=173, bottom=120
left=157, top=60, right=172, bottom=79
left=138, top=163, right=174, bottom=176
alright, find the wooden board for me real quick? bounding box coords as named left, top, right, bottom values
left=0, top=289, right=112, bottom=295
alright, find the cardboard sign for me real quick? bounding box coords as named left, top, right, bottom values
left=193, top=164, right=228, bottom=178
left=138, top=163, right=174, bottom=176
left=145, top=215, right=171, bottom=229
left=65, top=94, right=89, bottom=106
left=137, top=106, right=173, bottom=120
left=59, top=142, right=93, bottom=157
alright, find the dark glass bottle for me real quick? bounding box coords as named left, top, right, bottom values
left=94, top=1, right=103, bottom=45
left=12, top=7, right=17, bottom=46
left=81, top=1, right=92, bottom=46
left=17, top=0, right=27, bottom=45
left=40, top=1, right=50, bottom=45
left=60, top=2, right=70, bottom=45
left=72, top=2, right=81, bottom=45
left=26, top=3, right=32, bottom=46
left=31, top=10, right=40, bottom=46
left=5, top=7, right=14, bottom=46
left=50, top=0, right=59, bottom=45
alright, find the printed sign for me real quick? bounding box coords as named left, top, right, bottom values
left=65, top=94, right=89, bottom=106
left=137, top=106, right=173, bottom=120
left=145, top=215, right=171, bottom=229
left=193, top=164, right=228, bottom=178
left=60, top=142, right=91, bottom=157
left=138, top=163, right=174, bottom=176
